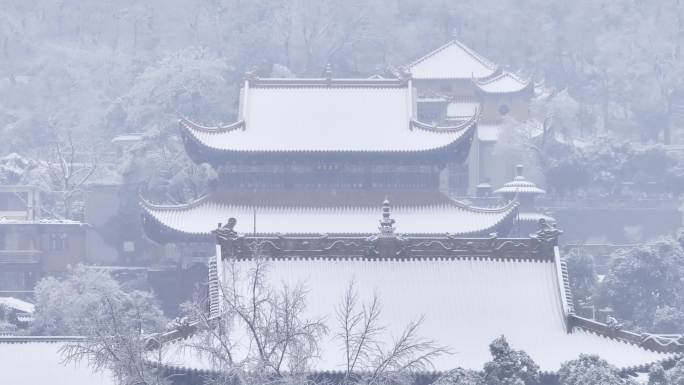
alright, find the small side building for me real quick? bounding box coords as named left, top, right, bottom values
left=405, top=39, right=534, bottom=195
left=0, top=186, right=87, bottom=298
left=494, top=165, right=554, bottom=236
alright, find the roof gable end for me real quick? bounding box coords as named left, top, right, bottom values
left=407, top=40, right=498, bottom=80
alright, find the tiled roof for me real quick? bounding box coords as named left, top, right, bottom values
left=160, top=255, right=672, bottom=373
left=407, top=40, right=498, bottom=80
left=180, top=78, right=477, bottom=154
left=0, top=297, right=34, bottom=313
left=495, top=175, right=546, bottom=195
left=141, top=191, right=518, bottom=238
left=0, top=338, right=115, bottom=385
left=474, top=71, right=531, bottom=94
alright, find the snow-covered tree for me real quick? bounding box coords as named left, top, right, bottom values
left=335, top=280, right=449, bottom=385
left=32, top=265, right=165, bottom=336
left=482, top=336, right=540, bottom=385
left=598, top=238, right=684, bottom=330
left=180, top=256, right=328, bottom=384
left=32, top=265, right=168, bottom=385
left=667, top=359, right=684, bottom=384
left=558, top=355, right=637, bottom=385
left=179, top=258, right=447, bottom=385
left=434, top=368, right=484, bottom=385
left=565, top=249, right=598, bottom=311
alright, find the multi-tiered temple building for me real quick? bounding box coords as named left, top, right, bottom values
left=141, top=73, right=519, bottom=253
left=137, top=41, right=684, bottom=383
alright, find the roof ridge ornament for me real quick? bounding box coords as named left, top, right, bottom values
left=324, top=63, right=333, bottom=84
left=215, top=217, right=239, bottom=242
left=534, top=218, right=561, bottom=246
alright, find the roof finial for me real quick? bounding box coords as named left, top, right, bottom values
left=379, top=197, right=395, bottom=236
left=324, top=63, right=333, bottom=81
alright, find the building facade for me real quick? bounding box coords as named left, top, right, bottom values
left=142, top=75, right=519, bottom=250
left=0, top=186, right=87, bottom=297
left=405, top=40, right=534, bottom=195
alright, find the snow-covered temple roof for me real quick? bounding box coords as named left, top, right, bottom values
left=474, top=71, right=531, bottom=94
left=140, top=200, right=684, bottom=378
left=0, top=337, right=115, bottom=385
left=179, top=77, right=477, bottom=156
left=153, top=222, right=681, bottom=375
left=212, top=257, right=670, bottom=372
left=406, top=40, right=498, bottom=80
left=141, top=190, right=518, bottom=242
left=0, top=297, right=35, bottom=314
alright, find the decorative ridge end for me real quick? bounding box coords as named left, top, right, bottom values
left=179, top=117, right=245, bottom=134
left=533, top=218, right=562, bottom=246
left=571, top=314, right=684, bottom=354
left=214, top=217, right=239, bottom=242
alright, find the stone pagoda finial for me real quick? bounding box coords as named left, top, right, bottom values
left=515, top=164, right=524, bottom=179
left=379, top=198, right=395, bottom=236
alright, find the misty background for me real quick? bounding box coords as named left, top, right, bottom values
left=2, top=1, right=683, bottom=208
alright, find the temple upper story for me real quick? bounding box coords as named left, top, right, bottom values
left=180, top=76, right=476, bottom=162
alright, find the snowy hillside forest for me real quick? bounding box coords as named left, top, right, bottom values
left=2, top=0, right=684, bottom=216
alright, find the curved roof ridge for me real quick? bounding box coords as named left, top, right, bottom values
left=570, top=315, right=684, bottom=355
left=248, top=77, right=408, bottom=88
left=473, top=70, right=529, bottom=86
left=411, top=107, right=480, bottom=133
left=139, top=194, right=212, bottom=211
left=139, top=194, right=519, bottom=215
left=446, top=196, right=519, bottom=214
left=178, top=117, right=245, bottom=134
left=473, top=71, right=532, bottom=94
left=180, top=124, right=473, bottom=155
